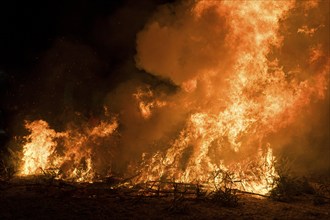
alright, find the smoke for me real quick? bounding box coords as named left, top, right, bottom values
left=104, top=79, right=184, bottom=171
left=135, top=1, right=230, bottom=85
left=134, top=0, right=330, bottom=176
left=1, top=0, right=176, bottom=174
left=266, top=0, right=330, bottom=175
left=1, top=0, right=329, bottom=179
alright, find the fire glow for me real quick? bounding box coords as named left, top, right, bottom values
left=17, top=0, right=329, bottom=195
left=19, top=118, right=118, bottom=182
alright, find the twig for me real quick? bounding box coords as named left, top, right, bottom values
left=236, top=189, right=270, bottom=198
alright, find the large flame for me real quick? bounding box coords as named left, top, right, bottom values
left=16, top=0, right=329, bottom=195
left=133, top=0, right=329, bottom=195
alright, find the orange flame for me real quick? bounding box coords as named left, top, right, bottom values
left=133, top=0, right=329, bottom=195
left=17, top=0, right=329, bottom=196
left=19, top=117, right=118, bottom=182
left=133, top=86, right=167, bottom=119
left=19, top=120, right=63, bottom=175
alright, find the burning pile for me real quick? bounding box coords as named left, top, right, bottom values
left=16, top=0, right=328, bottom=196
left=19, top=117, right=118, bottom=182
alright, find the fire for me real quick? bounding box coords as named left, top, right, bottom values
left=15, top=0, right=329, bottom=196
left=133, top=0, right=329, bottom=195
left=19, top=120, right=63, bottom=175
left=133, top=86, right=167, bottom=119
left=19, top=117, right=118, bottom=182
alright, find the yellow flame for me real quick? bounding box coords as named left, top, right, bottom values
left=19, top=117, right=118, bottom=182
left=134, top=0, right=328, bottom=195
left=19, top=120, right=61, bottom=175
left=17, top=0, right=328, bottom=196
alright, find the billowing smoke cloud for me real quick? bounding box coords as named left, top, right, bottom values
left=264, top=0, right=330, bottom=175
left=1, top=0, right=176, bottom=175
left=134, top=0, right=329, bottom=176
left=2, top=0, right=329, bottom=182
left=135, top=1, right=230, bottom=85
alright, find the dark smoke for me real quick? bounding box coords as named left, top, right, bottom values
left=0, top=0, right=177, bottom=173
left=0, top=0, right=329, bottom=178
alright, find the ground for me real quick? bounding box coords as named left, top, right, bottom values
left=0, top=177, right=329, bottom=219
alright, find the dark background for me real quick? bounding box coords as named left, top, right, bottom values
left=0, top=0, right=175, bottom=148
left=0, top=0, right=328, bottom=176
